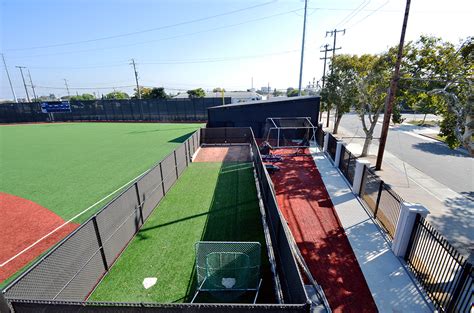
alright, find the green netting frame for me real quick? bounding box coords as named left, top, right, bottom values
left=192, top=241, right=262, bottom=303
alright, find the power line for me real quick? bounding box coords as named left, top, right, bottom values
left=335, top=0, right=371, bottom=28
left=347, top=0, right=390, bottom=28
left=7, top=8, right=304, bottom=60
left=6, top=1, right=277, bottom=51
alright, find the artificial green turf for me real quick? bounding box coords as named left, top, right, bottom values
left=0, top=122, right=202, bottom=223
left=89, top=161, right=270, bottom=303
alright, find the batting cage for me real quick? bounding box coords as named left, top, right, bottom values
left=191, top=241, right=262, bottom=304
left=263, top=117, right=316, bottom=149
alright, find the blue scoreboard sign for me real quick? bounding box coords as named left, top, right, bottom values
left=40, top=101, right=71, bottom=113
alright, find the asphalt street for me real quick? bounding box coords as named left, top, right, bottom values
left=329, top=113, right=473, bottom=197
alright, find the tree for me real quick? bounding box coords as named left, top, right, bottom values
left=400, top=36, right=473, bottom=153
left=187, top=88, right=206, bottom=99
left=134, top=86, right=151, bottom=99
left=273, top=88, right=284, bottom=97
left=322, top=55, right=358, bottom=134
left=353, top=54, right=393, bottom=156
left=105, top=91, right=129, bottom=100
left=287, top=88, right=306, bottom=97
left=149, top=87, right=168, bottom=99
left=212, top=87, right=225, bottom=93
left=70, top=93, right=95, bottom=101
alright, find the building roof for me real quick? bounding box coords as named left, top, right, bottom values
left=207, top=95, right=319, bottom=109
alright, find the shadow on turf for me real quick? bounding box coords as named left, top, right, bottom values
left=178, top=162, right=274, bottom=304
left=127, top=128, right=197, bottom=136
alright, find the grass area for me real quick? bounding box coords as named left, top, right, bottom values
left=89, top=161, right=272, bottom=304
left=0, top=122, right=202, bottom=222
left=406, top=120, right=438, bottom=127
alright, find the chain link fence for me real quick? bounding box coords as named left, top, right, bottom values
left=3, top=127, right=313, bottom=313
left=3, top=131, right=198, bottom=303
left=0, top=98, right=231, bottom=123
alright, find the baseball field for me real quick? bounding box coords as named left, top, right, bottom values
left=0, top=122, right=202, bottom=286
left=88, top=160, right=272, bottom=303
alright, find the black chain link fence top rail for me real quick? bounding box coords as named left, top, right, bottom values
left=3, top=131, right=198, bottom=302
left=0, top=98, right=231, bottom=123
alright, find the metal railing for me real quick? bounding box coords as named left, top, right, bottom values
left=315, top=130, right=472, bottom=312
left=359, top=167, right=402, bottom=239
left=338, top=145, right=357, bottom=185
left=405, top=214, right=473, bottom=312
left=326, top=133, right=337, bottom=162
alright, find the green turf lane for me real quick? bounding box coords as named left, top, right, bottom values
left=0, top=122, right=202, bottom=222
left=89, top=161, right=271, bottom=303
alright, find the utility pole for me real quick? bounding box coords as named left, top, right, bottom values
left=130, top=58, right=141, bottom=99
left=325, top=29, right=345, bottom=127
left=2, top=54, right=17, bottom=102
left=130, top=58, right=144, bottom=119
left=376, top=0, right=411, bottom=170
left=27, top=69, right=37, bottom=101
left=297, top=0, right=308, bottom=96
left=320, top=44, right=338, bottom=125
left=16, top=66, right=30, bottom=102
left=63, top=79, right=71, bottom=97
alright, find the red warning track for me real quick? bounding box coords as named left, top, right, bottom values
left=0, top=192, right=79, bottom=283
left=268, top=149, right=377, bottom=313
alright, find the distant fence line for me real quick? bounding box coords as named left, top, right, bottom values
left=0, top=98, right=231, bottom=123
left=320, top=130, right=473, bottom=313
left=2, top=127, right=313, bottom=313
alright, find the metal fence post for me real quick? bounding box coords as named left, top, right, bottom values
left=447, top=262, right=473, bottom=312
left=352, top=160, right=370, bottom=195
left=374, top=180, right=384, bottom=218
left=334, top=142, right=344, bottom=168
left=159, top=162, right=166, bottom=195
left=92, top=216, right=108, bottom=271
left=174, top=151, right=179, bottom=178
left=393, top=203, right=429, bottom=257
left=184, top=142, right=189, bottom=167
left=134, top=182, right=144, bottom=225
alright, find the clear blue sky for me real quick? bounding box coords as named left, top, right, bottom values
left=1, top=0, right=472, bottom=100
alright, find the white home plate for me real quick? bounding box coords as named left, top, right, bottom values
left=143, top=277, right=157, bottom=289
left=221, top=277, right=236, bottom=289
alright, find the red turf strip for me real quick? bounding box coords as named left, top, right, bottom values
left=268, top=149, right=377, bottom=313
left=0, top=192, right=79, bottom=283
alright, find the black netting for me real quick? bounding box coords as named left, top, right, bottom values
left=137, top=166, right=164, bottom=220
left=175, top=144, right=187, bottom=176
left=95, top=186, right=139, bottom=244
left=4, top=221, right=103, bottom=300
left=161, top=153, right=177, bottom=193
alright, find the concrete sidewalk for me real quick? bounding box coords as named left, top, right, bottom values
left=310, top=146, right=433, bottom=313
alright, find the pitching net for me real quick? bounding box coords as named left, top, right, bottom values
left=263, top=117, right=316, bottom=148
left=191, top=241, right=262, bottom=304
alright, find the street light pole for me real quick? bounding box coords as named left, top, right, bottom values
left=297, top=0, right=308, bottom=96
left=2, top=54, right=17, bottom=102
